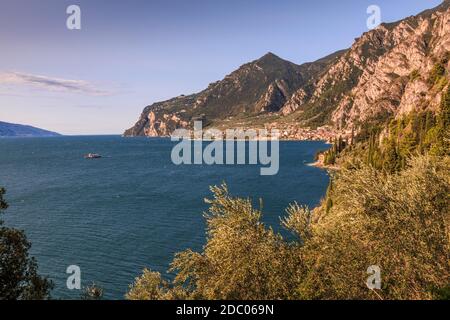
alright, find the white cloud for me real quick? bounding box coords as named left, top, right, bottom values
left=0, top=72, right=112, bottom=96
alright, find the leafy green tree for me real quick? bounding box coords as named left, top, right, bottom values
left=322, top=136, right=347, bottom=166
left=383, top=139, right=401, bottom=172
left=0, top=187, right=53, bottom=300
left=429, top=86, right=450, bottom=156
left=429, top=62, right=446, bottom=85
left=0, top=188, right=7, bottom=213
left=433, top=286, right=450, bottom=300
left=127, top=269, right=188, bottom=300
left=298, top=156, right=449, bottom=299
left=128, top=184, right=302, bottom=300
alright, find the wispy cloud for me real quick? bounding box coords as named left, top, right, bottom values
left=0, top=72, right=112, bottom=96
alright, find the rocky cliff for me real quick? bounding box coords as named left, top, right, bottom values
left=295, top=0, right=450, bottom=132
left=125, top=1, right=450, bottom=139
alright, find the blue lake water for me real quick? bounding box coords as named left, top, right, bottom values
left=0, top=136, right=329, bottom=299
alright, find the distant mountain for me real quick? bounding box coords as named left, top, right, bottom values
left=124, top=51, right=343, bottom=137
left=0, top=121, right=60, bottom=137
left=125, top=0, right=450, bottom=138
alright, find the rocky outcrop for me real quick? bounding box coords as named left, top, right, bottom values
left=280, top=88, right=308, bottom=115
left=255, top=80, right=290, bottom=113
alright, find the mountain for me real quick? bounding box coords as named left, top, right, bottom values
left=125, top=1, right=450, bottom=139
left=0, top=121, right=60, bottom=137
left=287, top=0, right=450, bottom=132
left=124, top=51, right=343, bottom=137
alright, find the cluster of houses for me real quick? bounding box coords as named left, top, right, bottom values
left=265, top=124, right=346, bottom=143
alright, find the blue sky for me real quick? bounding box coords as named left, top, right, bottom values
left=0, top=0, right=443, bottom=135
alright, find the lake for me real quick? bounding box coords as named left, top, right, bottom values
left=0, top=136, right=329, bottom=299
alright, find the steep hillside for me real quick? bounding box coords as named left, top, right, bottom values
left=124, top=52, right=343, bottom=137
left=286, top=0, right=450, bottom=132
left=125, top=1, right=450, bottom=139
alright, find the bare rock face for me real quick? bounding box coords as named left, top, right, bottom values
left=280, top=88, right=308, bottom=115
left=125, top=1, right=450, bottom=138
left=123, top=95, right=196, bottom=137
left=255, top=80, right=290, bottom=113
left=137, top=111, right=189, bottom=137
left=315, top=1, right=450, bottom=131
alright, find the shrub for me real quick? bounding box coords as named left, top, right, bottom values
left=299, top=156, right=450, bottom=299
left=0, top=188, right=53, bottom=300
left=409, top=69, right=421, bottom=82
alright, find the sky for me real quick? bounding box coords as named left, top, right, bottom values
left=0, top=0, right=443, bottom=135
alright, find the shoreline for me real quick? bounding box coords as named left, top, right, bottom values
left=124, top=135, right=335, bottom=143
left=307, top=160, right=340, bottom=171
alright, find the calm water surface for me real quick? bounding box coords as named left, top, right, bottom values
left=0, top=136, right=329, bottom=299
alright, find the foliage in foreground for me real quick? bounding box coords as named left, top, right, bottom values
left=127, top=156, right=450, bottom=300
left=0, top=188, right=53, bottom=300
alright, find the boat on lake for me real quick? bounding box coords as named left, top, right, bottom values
left=84, top=153, right=102, bottom=159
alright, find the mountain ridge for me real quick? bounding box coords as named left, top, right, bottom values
left=125, top=1, right=450, bottom=140
left=124, top=50, right=344, bottom=137
left=0, top=121, right=60, bottom=137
